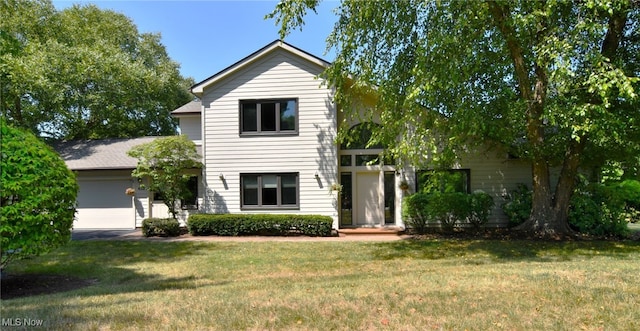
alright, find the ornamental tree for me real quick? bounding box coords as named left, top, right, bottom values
left=1, top=122, right=78, bottom=270
left=270, top=0, right=640, bottom=237
left=127, top=135, right=202, bottom=219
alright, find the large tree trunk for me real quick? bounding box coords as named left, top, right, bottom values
left=551, top=138, right=586, bottom=231
left=489, top=1, right=571, bottom=236
left=515, top=160, right=569, bottom=235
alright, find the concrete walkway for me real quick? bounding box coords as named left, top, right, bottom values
left=71, top=229, right=411, bottom=242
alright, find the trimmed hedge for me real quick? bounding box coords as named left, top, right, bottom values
left=402, top=191, right=494, bottom=233
left=142, top=218, right=181, bottom=237
left=187, top=214, right=333, bottom=237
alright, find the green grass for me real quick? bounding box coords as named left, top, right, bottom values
left=2, top=239, right=640, bottom=330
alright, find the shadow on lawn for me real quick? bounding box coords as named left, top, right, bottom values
left=370, top=238, right=640, bottom=262
left=1, top=241, right=225, bottom=300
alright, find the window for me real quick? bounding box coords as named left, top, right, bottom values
left=240, top=99, right=297, bottom=135
left=153, top=191, right=165, bottom=202
left=416, top=169, right=471, bottom=194
left=340, top=123, right=383, bottom=149
left=384, top=171, right=395, bottom=224
left=340, top=172, right=352, bottom=226
left=241, top=173, right=299, bottom=209
left=152, top=177, right=199, bottom=209
left=181, top=176, right=198, bottom=210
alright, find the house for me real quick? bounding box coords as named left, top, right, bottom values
left=56, top=40, right=535, bottom=230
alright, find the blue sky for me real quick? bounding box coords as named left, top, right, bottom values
left=52, top=1, right=339, bottom=82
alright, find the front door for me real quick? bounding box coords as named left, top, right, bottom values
left=356, top=172, right=383, bottom=225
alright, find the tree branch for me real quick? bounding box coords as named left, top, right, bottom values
left=601, top=4, right=629, bottom=62
left=487, top=1, right=532, bottom=100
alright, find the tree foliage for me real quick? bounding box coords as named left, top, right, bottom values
left=1, top=122, right=78, bottom=270
left=127, top=135, right=201, bottom=219
left=0, top=0, right=194, bottom=141
left=270, top=0, right=640, bottom=237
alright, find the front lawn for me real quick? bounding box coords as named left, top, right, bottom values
left=2, top=239, right=639, bottom=330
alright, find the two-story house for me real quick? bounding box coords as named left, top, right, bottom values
left=57, top=40, right=535, bottom=230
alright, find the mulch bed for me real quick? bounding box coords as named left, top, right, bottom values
left=1, top=274, right=96, bottom=300
left=406, top=227, right=637, bottom=241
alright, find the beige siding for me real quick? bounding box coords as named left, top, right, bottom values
left=458, top=148, right=532, bottom=226
left=177, top=115, right=202, bottom=143
left=201, top=48, right=338, bottom=226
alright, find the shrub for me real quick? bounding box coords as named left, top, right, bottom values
left=402, top=193, right=431, bottom=234
left=615, top=179, right=640, bottom=223
left=1, top=123, right=78, bottom=270
left=568, top=183, right=629, bottom=237
left=403, top=191, right=493, bottom=232
left=501, top=184, right=532, bottom=227
left=142, top=218, right=181, bottom=237
left=187, top=214, right=333, bottom=237
left=427, top=192, right=469, bottom=232
left=468, top=191, right=495, bottom=228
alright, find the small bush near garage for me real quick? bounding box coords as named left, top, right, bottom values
left=142, top=218, right=181, bottom=237
left=187, top=214, right=333, bottom=237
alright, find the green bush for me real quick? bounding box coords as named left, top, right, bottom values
left=142, top=218, right=181, bottom=237
left=468, top=191, right=495, bottom=228
left=427, top=192, right=469, bottom=232
left=402, top=193, right=431, bottom=233
left=402, top=191, right=494, bottom=233
left=187, top=214, right=333, bottom=237
left=1, top=123, right=78, bottom=270
left=501, top=184, right=532, bottom=227
left=614, top=179, right=640, bottom=223
left=568, top=183, right=629, bottom=237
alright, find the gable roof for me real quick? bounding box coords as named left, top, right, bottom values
left=171, top=100, right=201, bottom=115
left=190, top=40, right=331, bottom=96
left=53, top=137, right=159, bottom=171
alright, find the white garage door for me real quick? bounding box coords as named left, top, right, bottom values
left=75, top=178, right=135, bottom=229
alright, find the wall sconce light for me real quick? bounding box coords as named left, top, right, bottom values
left=314, top=171, right=319, bottom=179
left=219, top=173, right=224, bottom=180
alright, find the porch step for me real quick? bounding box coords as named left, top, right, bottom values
left=338, top=227, right=403, bottom=236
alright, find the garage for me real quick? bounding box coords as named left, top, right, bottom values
left=75, top=178, right=135, bottom=229
left=54, top=137, right=161, bottom=230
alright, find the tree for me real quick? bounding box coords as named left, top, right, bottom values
left=1, top=122, right=78, bottom=270
left=0, top=0, right=193, bottom=141
left=127, top=135, right=202, bottom=219
left=269, top=0, right=640, bottom=237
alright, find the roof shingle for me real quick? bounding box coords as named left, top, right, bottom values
left=53, top=137, right=160, bottom=170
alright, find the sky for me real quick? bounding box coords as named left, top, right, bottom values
left=52, top=1, right=339, bottom=83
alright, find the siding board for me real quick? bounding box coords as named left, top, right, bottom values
left=201, top=47, right=338, bottom=226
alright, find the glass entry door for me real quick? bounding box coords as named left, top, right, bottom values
left=339, top=170, right=396, bottom=227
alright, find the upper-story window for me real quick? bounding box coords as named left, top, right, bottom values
left=240, top=99, right=298, bottom=135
